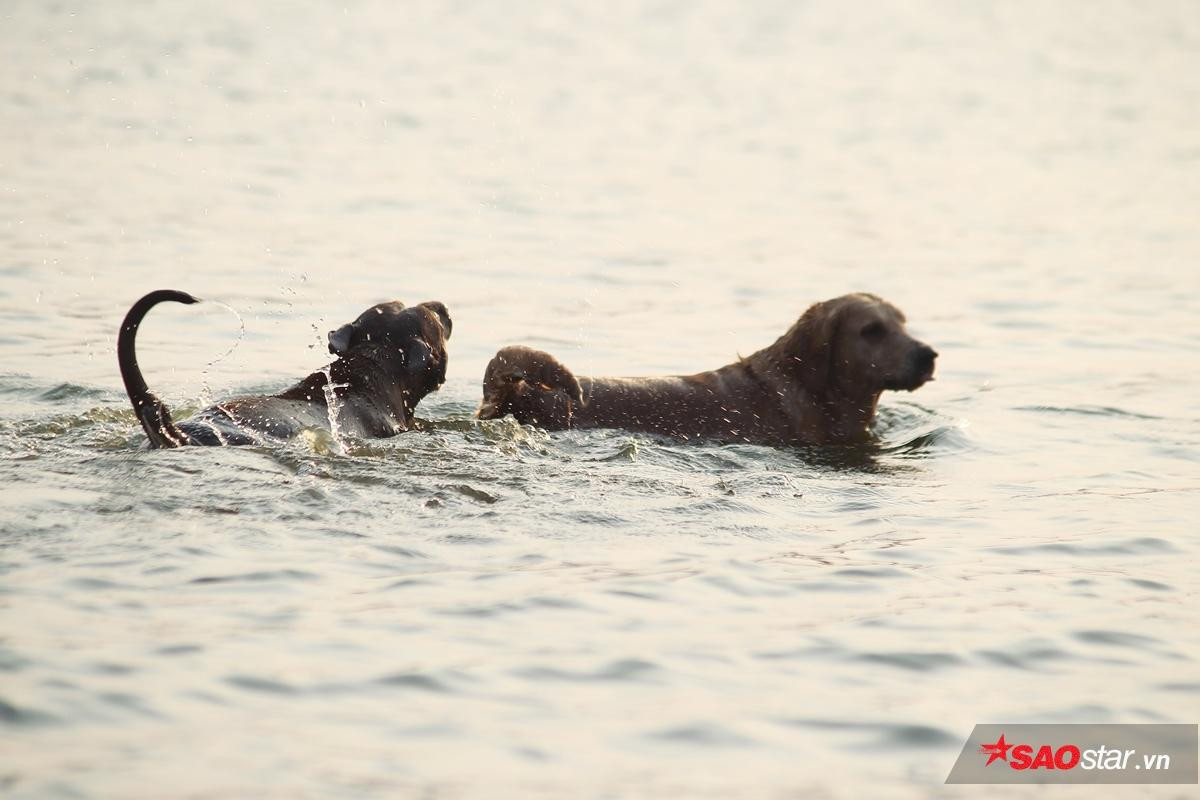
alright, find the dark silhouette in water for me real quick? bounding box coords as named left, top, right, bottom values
left=118, top=289, right=451, bottom=448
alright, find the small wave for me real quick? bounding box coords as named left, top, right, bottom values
left=513, top=658, right=660, bottom=684
left=190, top=569, right=319, bottom=585
left=15, top=406, right=135, bottom=438
left=775, top=718, right=959, bottom=749
left=833, top=567, right=911, bottom=579
left=226, top=675, right=297, bottom=695
left=376, top=672, right=453, bottom=693
left=880, top=423, right=972, bottom=456
left=1015, top=404, right=1162, bottom=420
left=647, top=722, right=757, bottom=748
left=439, top=415, right=553, bottom=451
left=1074, top=629, right=1161, bottom=648
left=1158, top=682, right=1200, bottom=693
left=35, top=383, right=109, bottom=402
left=445, top=483, right=500, bottom=504
left=298, top=427, right=343, bottom=456
left=98, top=691, right=165, bottom=720
left=853, top=650, right=963, bottom=672
left=0, top=374, right=42, bottom=396
left=875, top=403, right=972, bottom=457
left=995, top=536, right=1177, bottom=557
left=1127, top=577, right=1172, bottom=591
left=598, top=440, right=640, bottom=462
left=0, top=696, right=58, bottom=726
left=976, top=639, right=1076, bottom=671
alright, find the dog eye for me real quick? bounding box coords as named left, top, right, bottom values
left=860, top=322, right=886, bottom=340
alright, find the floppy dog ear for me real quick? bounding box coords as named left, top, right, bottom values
left=328, top=322, right=357, bottom=356
left=405, top=338, right=446, bottom=386
left=420, top=301, right=452, bottom=339
left=790, top=299, right=843, bottom=395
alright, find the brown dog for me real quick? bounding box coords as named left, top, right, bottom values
left=477, top=293, right=936, bottom=446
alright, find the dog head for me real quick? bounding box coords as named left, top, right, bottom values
left=328, top=300, right=452, bottom=391
left=784, top=293, right=936, bottom=398
left=478, top=345, right=583, bottom=426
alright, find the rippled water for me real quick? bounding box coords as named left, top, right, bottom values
left=2, top=2, right=1198, bottom=797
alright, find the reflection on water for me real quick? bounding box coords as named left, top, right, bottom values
left=2, top=0, right=1199, bottom=798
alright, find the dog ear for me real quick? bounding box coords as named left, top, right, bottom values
left=538, top=355, right=584, bottom=408
left=420, top=301, right=452, bottom=339
left=405, top=338, right=430, bottom=371
left=328, top=322, right=357, bottom=356
left=791, top=299, right=843, bottom=395
left=405, top=338, right=446, bottom=386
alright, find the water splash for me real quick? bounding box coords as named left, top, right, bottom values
left=319, top=365, right=350, bottom=454
left=198, top=300, right=246, bottom=406
left=298, top=426, right=342, bottom=457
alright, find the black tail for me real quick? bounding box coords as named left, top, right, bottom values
left=118, top=290, right=200, bottom=448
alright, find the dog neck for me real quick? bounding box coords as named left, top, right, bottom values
left=744, top=348, right=882, bottom=445
left=817, top=388, right=881, bottom=442
left=279, top=346, right=425, bottom=433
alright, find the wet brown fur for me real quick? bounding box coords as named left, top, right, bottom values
left=477, top=293, right=937, bottom=446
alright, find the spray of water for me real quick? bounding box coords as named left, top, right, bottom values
left=319, top=365, right=350, bottom=454
left=198, top=300, right=246, bottom=406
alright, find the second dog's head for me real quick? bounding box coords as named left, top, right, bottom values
left=328, top=300, right=452, bottom=393
left=781, top=293, right=936, bottom=399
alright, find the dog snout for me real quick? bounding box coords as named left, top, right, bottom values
left=913, top=344, right=937, bottom=374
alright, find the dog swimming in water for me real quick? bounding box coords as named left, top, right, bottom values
left=118, top=289, right=451, bottom=448
left=478, top=293, right=935, bottom=447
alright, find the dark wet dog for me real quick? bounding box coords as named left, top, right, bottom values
left=478, top=293, right=936, bottom=446
left=119, top=290, right=451, bottom=447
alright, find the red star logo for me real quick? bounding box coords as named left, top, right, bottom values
left=980, top=733, right=1012, bottom=766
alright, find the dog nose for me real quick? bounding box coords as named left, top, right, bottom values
left=915, top=345, right=937, bottom=370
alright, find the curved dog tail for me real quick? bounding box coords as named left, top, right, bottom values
left=118, top=289, right=200, bottom=448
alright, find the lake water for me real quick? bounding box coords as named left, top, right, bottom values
left=1, top=1, right=1198, bottom=797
